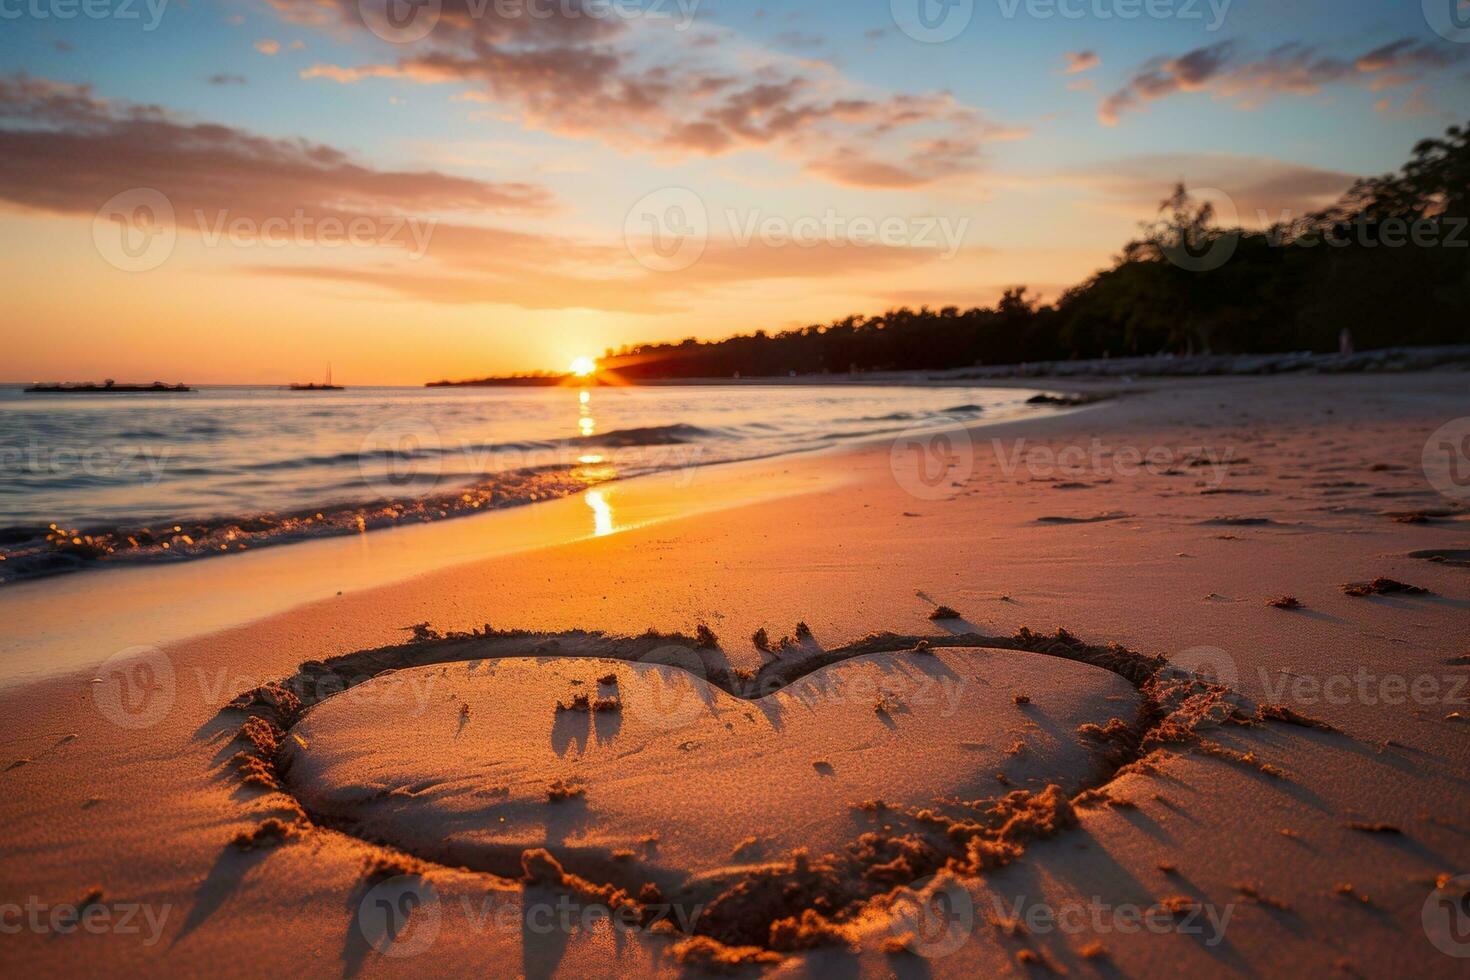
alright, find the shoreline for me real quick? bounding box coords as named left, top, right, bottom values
left=0, top=387, right=1059, bottom=589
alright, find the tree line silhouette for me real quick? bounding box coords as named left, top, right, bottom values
left=599, top=120, right=1470, bottom=380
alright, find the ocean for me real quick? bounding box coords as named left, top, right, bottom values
left=0, top=382, right=1045, bottom=582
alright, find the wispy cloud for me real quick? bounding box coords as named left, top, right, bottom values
left=0, top=75, right=552, bottom=219
left=1063, top=50, right=1099, bottom=75
left=1099, top=38, right=1466, bottom=125
left=1057, top=152, right=1356, bottom=221
left=276, top=0, right=1023, bottom=189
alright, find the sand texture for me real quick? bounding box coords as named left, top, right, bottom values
left=1, top=373, right=1468, bottom=977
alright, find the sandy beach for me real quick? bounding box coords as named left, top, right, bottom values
left=3, top=372, right=1469, bottom=977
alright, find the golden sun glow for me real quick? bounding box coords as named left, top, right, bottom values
left=569, top=356, right=597, bottom=377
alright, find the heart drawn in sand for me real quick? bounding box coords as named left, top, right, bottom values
left=279, top=646, right=1140, bottom=902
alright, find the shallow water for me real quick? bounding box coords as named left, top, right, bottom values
left=0, top=383, right=1041, bottom=581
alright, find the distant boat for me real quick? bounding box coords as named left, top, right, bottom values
left=288, top=364, right=344, bottom=391
left=24, top=379, right=194, bottom=394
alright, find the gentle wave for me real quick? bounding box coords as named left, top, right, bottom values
left=222, top=422, right=725, bottom=474
left=0, top=463, right=611, bottom=583
left=584, top=422, right=721, bottom=446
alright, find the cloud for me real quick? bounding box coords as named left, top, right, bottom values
left=1063, top=50, right=1099, bottom=75
left=273, top=0, right=1021, bottom=189
left=254, top=39, right=281, bottom=55
left=0, top=74, right=553, bottom=221
left=1099, top=37, right=1467, bottom=124
left=246, top=262, right=684, bottom=313
left=1059, top=152, right=1357, bottom=222
left=1354, top=39, right=1461, bottom=74
left=251, top=234, right=944, bottom=312
left=1374, top=85, right=1434, bottom=119
left=805, top=150, right=933, bottom=189
left=1098, top=41, right=1236, bottom=125
left=0, top=75, right=959, bottom=313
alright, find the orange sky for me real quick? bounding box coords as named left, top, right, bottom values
left=2, top=2, right=1460, bottom=384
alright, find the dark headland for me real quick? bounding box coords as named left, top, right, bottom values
left=24, top=380, right=194, bottom=394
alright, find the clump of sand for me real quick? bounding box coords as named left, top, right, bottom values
left=1342, top=578, right=1430, bottom=597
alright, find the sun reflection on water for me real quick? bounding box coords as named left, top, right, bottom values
left=585, top=489, right=613, bottom=536
left=578, top=387, right=596, bottom=438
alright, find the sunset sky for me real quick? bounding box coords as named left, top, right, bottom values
left=3, top=0, right=1468, bottom=384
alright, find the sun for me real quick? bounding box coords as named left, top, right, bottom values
left=569, top=356, right=597, bottom=377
